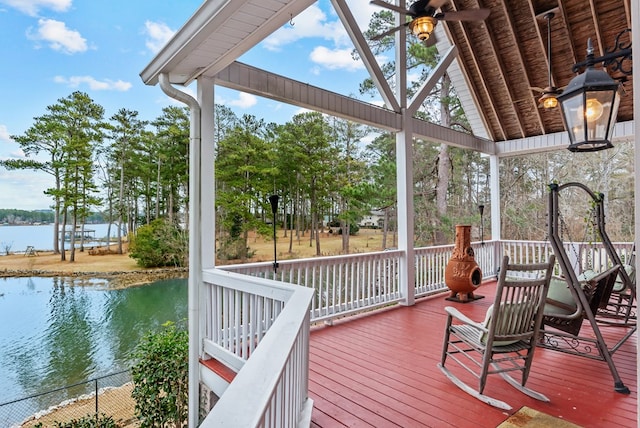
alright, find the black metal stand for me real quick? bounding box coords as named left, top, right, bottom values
left=268, top=195, right=279, bottom=274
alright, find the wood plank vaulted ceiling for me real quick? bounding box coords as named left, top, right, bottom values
left=441, top=0, right=633, bottom=142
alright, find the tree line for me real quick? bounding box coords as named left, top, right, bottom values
left=2, top=89, right=488, bottom=263
left=0, top=209, right=110, bottom=225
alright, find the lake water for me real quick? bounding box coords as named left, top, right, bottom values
left=0, top=224, right=124, bottom=253
left=0, top=276, right=187, bottom=425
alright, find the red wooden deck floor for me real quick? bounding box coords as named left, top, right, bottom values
left=308, top=281, right=637, bottom=427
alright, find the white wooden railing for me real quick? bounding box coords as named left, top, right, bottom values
left=221, top=251, right=404, bottom=323
left=200, top=269, right=314, bottom=427
left=222, top=241, right=501, bottom=323
left=502, top=240, right=634, bottom=275
left=414, top=240, right=499, bottom=296
left=221, top=240, right=633, bottom=323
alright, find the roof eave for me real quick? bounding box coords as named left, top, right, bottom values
left=140, top=0, right=316, bottom=87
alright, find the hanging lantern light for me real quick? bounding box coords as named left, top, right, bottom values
left=557, top=39, right=621, bottom=152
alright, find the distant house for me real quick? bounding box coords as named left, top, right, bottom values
left=359, top=210, right=384, bottom=228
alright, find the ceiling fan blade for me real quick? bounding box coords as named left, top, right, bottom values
left=371, top=23, right=409, bottom=41
left=369, top=0, right=409, bottom=15
left=435, top=9, right=490, bottom=22
left=429, top=0, right=449, bottom=8
left=530, top=86, right=564, bottom=95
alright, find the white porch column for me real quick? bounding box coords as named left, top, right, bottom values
left=630, top=1, right=639, bottom=423
left=489, top=154, right=501, bottom=270
left=196, top=77, right=215, bottom=422
left=394, top=0, right=414, bottom=305
left=197, top=77, right=215, bottom=271
left=396, top=110, right=415, bottom=306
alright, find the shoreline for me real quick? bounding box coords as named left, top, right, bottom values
left=0, top=267, right=188, bottom=288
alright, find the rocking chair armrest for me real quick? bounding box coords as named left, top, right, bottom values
left=444, top=306, right=487, bottom=332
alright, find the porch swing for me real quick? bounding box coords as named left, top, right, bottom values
left=541, top=182, right=636, bottom=394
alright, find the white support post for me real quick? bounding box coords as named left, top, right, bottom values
left=197, top=78, right=216, bottom=271
left=489, top=154, right=501, bottom=270
left=394, top=0, right=414, bottom=306
left=396, top=112, right=415, bottom=306
left=196, top=77, right=215, bottom=421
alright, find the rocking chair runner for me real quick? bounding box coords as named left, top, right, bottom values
left=438, top=255, right=555, bottom=410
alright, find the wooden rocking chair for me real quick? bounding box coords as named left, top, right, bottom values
left=438, top=255, right=555, bottom=410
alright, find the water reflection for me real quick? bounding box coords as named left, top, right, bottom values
left=0, top=277, right=187, bottom=407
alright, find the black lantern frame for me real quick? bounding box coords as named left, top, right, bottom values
left=557, top=39, right=623, bottom=152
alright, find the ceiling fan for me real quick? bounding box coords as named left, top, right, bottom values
left=369, top=0, right=490, bottom=44
left=530, top=12, right=563, bottom=109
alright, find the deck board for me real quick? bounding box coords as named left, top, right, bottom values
left=309, top=281, right=637, bottom=427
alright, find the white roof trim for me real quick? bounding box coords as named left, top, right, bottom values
left=140, top=0, right=316, bottom=86
left=495, top=120, right=635, bottom=156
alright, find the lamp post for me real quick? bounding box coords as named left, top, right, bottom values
left=557, top=31, right=631, bottom=152
left=268, top=194, right=279, bottom=274
left=478, top=204, right=485, bottom=245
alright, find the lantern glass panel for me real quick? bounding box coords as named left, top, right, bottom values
left=606, top=89, right=621, bottom=141
left=559, top=93, right=584, bottom=143
left=585, top=90, right=615, bottom=141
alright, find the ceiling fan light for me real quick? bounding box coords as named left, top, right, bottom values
left=539, top=92, right=558, bottom=109
left=410, top=16, right=436, bottom=41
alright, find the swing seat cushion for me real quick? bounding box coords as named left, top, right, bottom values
left=544, top=277, right=578, bottom=315
left=577, top=270, right=598, bottom=282
left=613, top=264, right=634, bottom=292
left=545, top=270, right=597, bottom=315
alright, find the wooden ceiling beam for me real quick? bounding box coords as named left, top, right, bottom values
left=495, top=1, right=544, bottom=136
left=588, top=0, right=605, bottom=55
left=556, top=0, right=579, bottom=66
left=502, top=2, right=549, bottom=134
left=447, top=0, right=508, bottom=141
left=623, top=0, right=631, bottom=30
left=466, top=0, right=528, bottom=138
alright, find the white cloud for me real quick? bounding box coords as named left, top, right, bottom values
left=0, top=169, right=51, bottom=210
left=9, top=148, right=26, bottom=158
left=263, top=4, right=348, bottom=51
left=309, top=46, right=363, bottom=71
left=293, top=107, right=311, bottom=116
left=228, top=92, right=257, bottom=108
left=144, top=21, right=175, bottom=53
left=263, top=0, right=379, bottom=51
left=54, top=75, right=132, bottom=91
left=0, top=125, right=13, bottom=143
left=1, top=0, right=71, bottom=16
left=261, top=1, right=383, bottom=73
left=28, top=18, right=87, bottom=54
left=217, top=92, right=258, bottom=109
left=332, top=0, right=378, bottom=31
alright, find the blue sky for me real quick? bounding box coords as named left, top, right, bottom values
left=0, top=0, right=384, bottom=210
